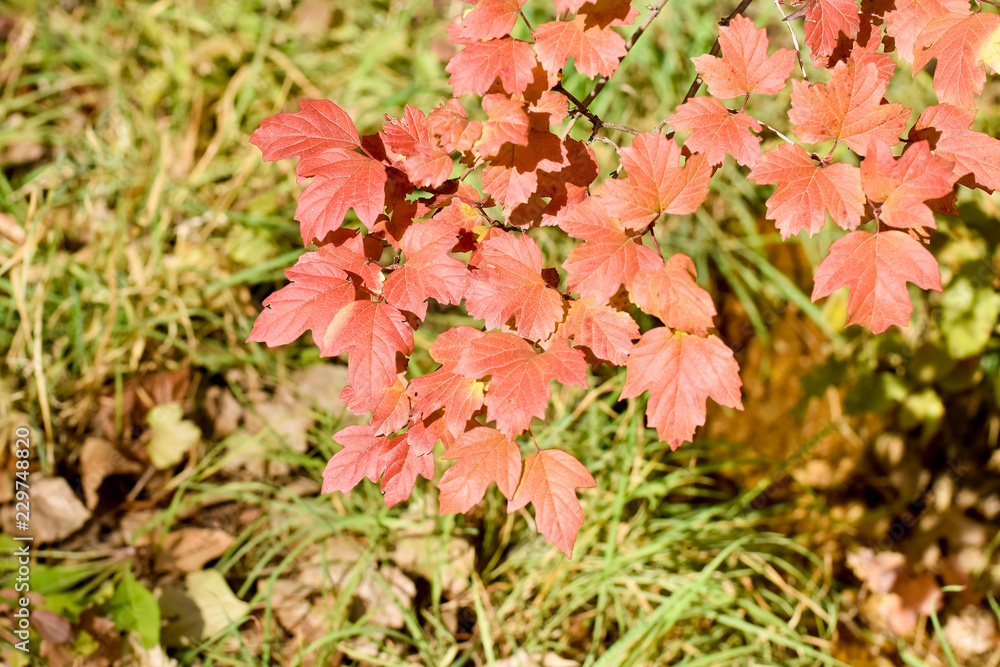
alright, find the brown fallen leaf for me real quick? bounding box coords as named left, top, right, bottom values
left=0, top=477, right=91, bottom=543
left=79, top=437, right=144, bottom=510
left=154, top=528, right=234, bottom=573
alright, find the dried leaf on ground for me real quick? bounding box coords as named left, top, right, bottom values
left=0, top=477, right=90, bottom=543
left=79, top=437, right=143, bottom=509
left=154, top=528, right=235, bottom=573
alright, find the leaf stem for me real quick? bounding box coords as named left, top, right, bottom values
left=756, top=119, right=796, bottom=144
left=528, top=429, right=542, bottom=452
left=519, top=10, right=536, bottom=39
left=772, top=0, right=809, bottom=81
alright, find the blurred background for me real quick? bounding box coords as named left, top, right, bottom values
left=1, top=0, right=999, bottom=665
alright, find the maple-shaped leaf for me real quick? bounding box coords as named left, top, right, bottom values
left=910, top=104, right=1000, bottom=192
left=344, top=374, right=410, bottom=436
left=481, top=128, right=569, bottom=207
left=690, top=15, right=796, bottom=98
left=475, top=94, right=531, bottom=157
left=558, top=197, right=663, bottom=303
left=457, top=0, right=527, bottom=41
left=555, top=296, right=639, bottom=365
left=250, top=99, right=360, bottom=162
left=447, top=37, right=538, bottom=96
left=453, top=333, right=588, bottom=438
left=885, top=0, right=971, bottom=65
left=629, top=254, right=717, bottom=335
left=748, top=142, right=864, bottom=238
left=601, top=133, right=713, bottom=230
left=803, top=0, right=861, bottom=60
left=507, top=449, right=596, bottom=557
left=247, top=249, right=358, bottom=348
left=379, top=432, right=435, bottom=508
left=294, top=148, right=387, bottom=245
left=427, top=99, right=484, bottom=153
left=668, top=97, right=762, bottom=167
left=913, top=10, right=1000, bottom=109
left=860, top=139, right=958, bottom=230
left=313, top=230, right=385, bottom=289
left=322, top=424, right=392, bottom=494
left=508, top=137, right=599, bottom=226
left=788, top=61, right=909, bottom=155
left=533, top=15, right=627, bottom=78
left=409, top=326, right=487, bottom=437
left=383, top=220, right=469, bottom=320
left=811, top=230, right=942, bottom=332
left=621, top=329, right=743, bottom=448
left=438, top=427, right=523, bottom=514
left=379, top=106, right=454, bottom=188
left=322, top=300, right=414, bottom=413
left=465, top=231, right=566, bottom=341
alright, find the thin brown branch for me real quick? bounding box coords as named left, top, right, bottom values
left=580, top=0, right=672, bottom=107
left=556, top=83, right=641, bottom=139
left=653, top=0, right=757, bottom=134
left=773, top=0, right=808, bottom=80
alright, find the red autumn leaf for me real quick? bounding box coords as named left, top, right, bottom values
left=528, top=91, right=570, bottom=125
left=621, top=329, right=743, bottom=448
left=748, top=142, right=864, bottom=238
left=481, top=128, right=569, bottom=207
left=629, top=254, right=717, bottom=336
left=344, top=374, right=410, bottom=436
left=380, top=105, right=429, bottom=157
left=438, top=427, right=523, bottom=514
left=313, top=230, right=385, bottom=289
left=294, top=148, right=388, bottom=245
left=553, top=0, right=589, bottom=13
left=913, top=10, right=1000, bottom=110
left=250, top=99, right=360, bottom=161
left=507, top=449, right=596, bottom=557
left=909, top=104, right=1000, bottom=192
left=860, top=139, right=958, bottom=230
left=447, top=37, right=538, bottom=96
left=690, top=15, right=796, bottom=98
left=577, top=0, right=639, bottom=29
left=322, top=424, right=392, bottom=494
left=558, top=197, right=664, bottom=303
left=247, top=249, right=358, bottom=348
left=533, top=15, right=627, bottom=78
left=475, top=94, right=531, bottom=157
left=601, top=133, right=713, bottom=230
left=427, top=99, right=484, bottom=153
left=788, top=61, right=909, bottom=154
left=379, top=432, right=435, bottom=508
left=811, top=230, right=942, bottom=333
left=453, top=333, right=588, bottom=438
left=844, top=32, right=896, bottom=87
left=409, top=326, right=487, bottom=437
left=383, top=220, right=469, bottom=320
left=322, top=300, right=414, bottom=412
left=508, top=137, right=599, bottom=226
left=885, top=0, right=970, bottom=65
left=456, top=0, right=527, bottom=41
left=555, top=296, right=639, bottom=366
left=465, top=231, right=566, bottom=341
left=803, top=0, right=861, bottom=60
left=668, top=97, right=762, bottom=167
left=379, top=106, right=455, bottom=188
